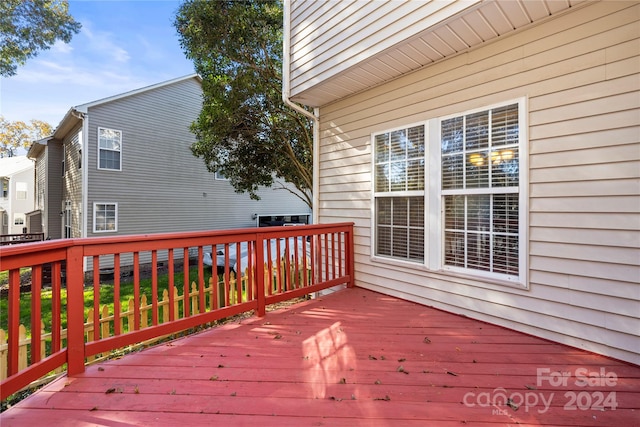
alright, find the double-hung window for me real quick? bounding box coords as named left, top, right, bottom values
left=98, top=128, right=122, bottom=170
left=372, top=99, right=526, bottom=285
left=373, top=125, right=425, bottom=262
left=93, top=203, right=117, bottom=232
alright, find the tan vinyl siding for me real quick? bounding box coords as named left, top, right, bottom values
left=317, top=1, right=640, bottom=364
left=85, top=77, right=309, bottom=237
left=289, top=0, right=480, bottom=97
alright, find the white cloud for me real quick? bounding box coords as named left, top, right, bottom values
left=81, top=21, right=131, bottom=64
left=51, top=40, right=74, bottom=55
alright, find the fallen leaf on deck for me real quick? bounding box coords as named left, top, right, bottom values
left=374, top=395, right=391, bottom=401
left=507, top=398, right=519, bottom=410
left=339, top=378, right=347, bottom=384
left=398, top=358, right=406, bottom=362
left=368, top=355, right=377, bottom=360
left=423, top=337, right=431, bottom=343
left=446, top=371, right=458, bottom=376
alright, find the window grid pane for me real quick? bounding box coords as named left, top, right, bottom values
left=443, top=194, right=519, bottom=274
left=441, top=103, right=519, bottom=190
left=376, top=197, right=424, bottom=262
left=374, top=126, right=425, bottom=193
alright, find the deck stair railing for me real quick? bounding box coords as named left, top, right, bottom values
left=0, top=223, right=354, bottom=400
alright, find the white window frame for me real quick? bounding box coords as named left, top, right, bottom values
left=1, top=178, right=8, bottom=198
left=215, top=171, right=229, bottom=180
left=93, top=202, right=118, bottom=233
left=97, top=127, right=122, bottom=171
left=15, top=182, right=27, bottom=200
left=13, top=213, right=25, bottom=226
left=63, top=200, right=72, bottom=238
left=371, top=98, right=528, bottom=288
left=371, top=121, right=427, bottom=264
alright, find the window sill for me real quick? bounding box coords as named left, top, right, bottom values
left=370, top=255, right=528, bottom=290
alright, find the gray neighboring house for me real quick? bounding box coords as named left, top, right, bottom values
left=0, top=156, right=35, bottom=235
left=27, top=74, right=311, bottom=244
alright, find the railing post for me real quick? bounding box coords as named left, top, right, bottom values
left=255, top=233, right=266, bottom=316
left=66, top=245, right=86, bottom=376
left=347, top=224, right=355, bottom=288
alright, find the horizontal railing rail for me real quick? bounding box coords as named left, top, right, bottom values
left=0, top=233, right=45, bottom=246
left=0, top=223, right=354, bottom=400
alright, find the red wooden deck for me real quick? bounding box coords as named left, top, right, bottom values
left=2, top=287, right=639, bottom=426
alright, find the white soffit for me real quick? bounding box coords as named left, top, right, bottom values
left=293, top=0, right=587, bottom=107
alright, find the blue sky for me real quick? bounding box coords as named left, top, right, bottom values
left=0, top=0, right=195, bottom=128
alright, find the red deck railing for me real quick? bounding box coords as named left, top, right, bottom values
left=0, top=223, right=354, bottom=400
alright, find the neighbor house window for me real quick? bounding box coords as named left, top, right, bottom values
left=2, top=179, right=8, bottom=198
left=93, top=203, right=117, bottom=232
left=13, top=213, right=25, bottom=226
left=373, top=125, right=425, bottom=262
left=64, top=200, right=72, bottom=238
left=215, top=171, right=228, bottom=180
left=372, top=99, right=526, bottom=285
left=98, top=128, right=122, bottom=170
left=15, top=182, right=27, bottom=200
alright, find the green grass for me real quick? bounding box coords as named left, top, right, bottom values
left=0, top=267, right=216, bottom=335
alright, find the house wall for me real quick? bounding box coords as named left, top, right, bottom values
left=62, top=126, right=83, bottom=238
left=0, top=158, right=35, bottom=235
left=8, top=167, right=34, bottom=234
left=288, top=0, right=479, bottom=98
left=84, top=77, right=310, bottom=238
left=316, top=1, right=639, bottom=364
left=46, top=143, right=64, bottom=239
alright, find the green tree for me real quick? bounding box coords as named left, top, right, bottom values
left=0, top=0, right=81, bottom=77
left=175, top=0, right=313, bottom=207
left=0, top=116, right=52, bottom=157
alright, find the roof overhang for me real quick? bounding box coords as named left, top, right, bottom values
left=290, top=0, right=589, bottom=107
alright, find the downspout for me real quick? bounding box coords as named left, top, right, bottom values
left=282, top=0, right=320, bottom=225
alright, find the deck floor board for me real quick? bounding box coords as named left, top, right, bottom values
left=2, top=288, right=639, bottom=426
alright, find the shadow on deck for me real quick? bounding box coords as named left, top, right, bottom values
left=2, top=288, right=639, bottom=426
